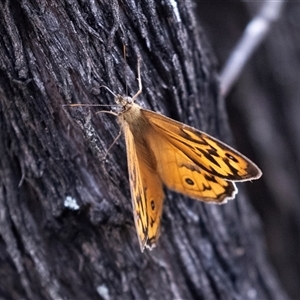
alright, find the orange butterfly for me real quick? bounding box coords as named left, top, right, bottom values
left=65, top=58, right=262, bottom=252
left=111, top=59, right=261, bottom=251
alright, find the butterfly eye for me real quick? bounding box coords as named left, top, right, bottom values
left=225, top=153, right=238, bottom=162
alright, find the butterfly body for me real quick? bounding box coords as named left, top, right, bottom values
left=115, top=94, right=262, bottom=251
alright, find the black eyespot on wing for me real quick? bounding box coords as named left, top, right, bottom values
left=185, top=177, right=195, bottom=186
left=150, top=199, right=155, bottom=210
left=225, top=153, right=239, bottom=162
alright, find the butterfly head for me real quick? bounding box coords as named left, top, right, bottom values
left=115, top=94, right=133, bottom=107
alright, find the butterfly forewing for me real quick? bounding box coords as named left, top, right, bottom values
left=142, top=109, right=262, bottom=181
left=122, top=121, right=164, bottom=251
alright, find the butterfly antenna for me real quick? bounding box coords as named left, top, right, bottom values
left=62, top=103, right=119, bottom=108
left=123, top=44, right=128, bottom=97
left=132, top=56, right=142, bottom=102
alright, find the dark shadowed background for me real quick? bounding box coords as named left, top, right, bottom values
left=198, top=2, right=300, bottom=298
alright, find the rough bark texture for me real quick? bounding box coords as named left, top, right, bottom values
left=197, top=2, right=300, bottom=299
left=0, top=1, right=290, bottom=300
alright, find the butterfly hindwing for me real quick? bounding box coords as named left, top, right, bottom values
left=144, top=126, right=237, bottom=203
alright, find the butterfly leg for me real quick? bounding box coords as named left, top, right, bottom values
left=100, top=128, right=123, bottom=179
left=102, top=129, right=122, bottom=162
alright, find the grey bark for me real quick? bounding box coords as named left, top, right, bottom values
left=0, top=1, right=289, bottom=299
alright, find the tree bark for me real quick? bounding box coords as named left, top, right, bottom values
left=0, top=1, right=288, bottom=299
left=198, top=2, right=300, bottom=299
